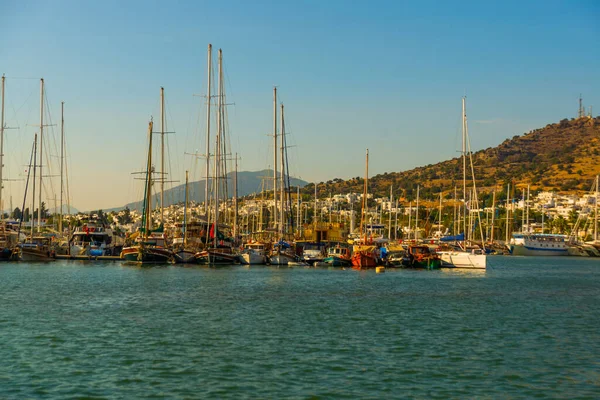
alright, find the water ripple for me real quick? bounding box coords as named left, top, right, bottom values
left=0, top=257, right=599, bottom=397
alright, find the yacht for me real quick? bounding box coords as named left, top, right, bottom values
left=509, top=233, right=569, bottom=256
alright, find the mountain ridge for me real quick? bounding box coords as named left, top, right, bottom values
left=300, top=116, right=600, bottom=200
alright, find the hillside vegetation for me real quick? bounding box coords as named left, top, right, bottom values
left=303, top=116, right=600, bottom=200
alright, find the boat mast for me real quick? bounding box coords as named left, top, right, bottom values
left=0, top=75, right=4, bottom=218
left=212, top=49, right=223, bottom=248
left=59, top=101, right=64, bottom=234
left=184, top=170, right=188, bottom=246
left=37, top=79, right=44, bottom=232
left=272, top=87, right=278, bottom=235
left=359, top=149, right=368, bottom=244
left=205, top=44, right=212, bottom=217
left=160, top=87, right=165, bottom=226
left=462, top=97, right=467, bottom=239
left=31, top=134, right=38, bottom=238
left=280, top=103, right=285, bottom=238
left=143, top=121, right=154, bottom=239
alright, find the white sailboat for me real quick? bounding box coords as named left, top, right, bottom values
left=438, top=98, right=487, bottom=269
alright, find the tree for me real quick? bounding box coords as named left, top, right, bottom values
left=12, top=207, right=22, bottom=220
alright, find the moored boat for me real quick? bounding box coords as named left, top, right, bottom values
left=322, top=244, right=352, bottom=267
left=240, top=242, right=268, bottom=265
left=403, top=245, right=441, bottom=269
left=509, top=233, right=569, bottom=256
left=19, top=236, right=55, bottom=262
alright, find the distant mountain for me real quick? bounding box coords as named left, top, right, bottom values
left=111, top=169, right=308, bottom=212
left=49, top=206, right=80, bottom=214
left=300, top=117, right=600, bottom=200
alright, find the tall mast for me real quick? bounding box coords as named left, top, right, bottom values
left=30, top=134, right=37, bottom=238
left=59, top=101, right=64, bottom=233
left=160, top=86, right=165, bottom=225
left=205, top=44, right=212, bottom=216
left=359, top=149, right=368, bottom=243
left=280, top=103, right=285, bottom=237
left=213, top=48, right=223, bottom=248
left=144, top=121, right=153, bottom=238
left=184, top=170, right=189, bottom=246
left=38, top=78, right=44, bottom=232
left=273, top=87, right=278, bottom=233
left=0, top=75, right=4, bottom=217
left=462, top=97, right=467, bottom=237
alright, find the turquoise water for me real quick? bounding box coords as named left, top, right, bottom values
left=1, top=257, right=599, bottom=398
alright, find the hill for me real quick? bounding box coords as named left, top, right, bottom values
left=301, top=116, right=600, bottom=200
left=111, top=170, right=308, bottom=212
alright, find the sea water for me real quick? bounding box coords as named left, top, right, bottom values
left=0, top=257, right=599, bottom=398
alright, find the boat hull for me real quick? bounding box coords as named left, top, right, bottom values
left=195, top=249, right=238, bottom=265
left=322, top=256, right=352, bottom=267
left=20, top=248, right=55, bottom=262
left=121, top=246, right=173, bottom=264
left=438, top=251, right=487, bottom=269
left=240, top=252, right=267, bottom=265
left=269, top=253, right=297, bottom=265
left=351, top=252, right=378, bottom=269
left=174, top=249, right=197, bottom=264
left=510, top=245, right=568, bottom=257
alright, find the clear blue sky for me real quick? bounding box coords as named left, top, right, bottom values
left=1, top=0, right=599, bottom=211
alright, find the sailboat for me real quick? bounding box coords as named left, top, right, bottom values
left=268, top=96, right=298, bottom=265
left=437, top=98, right=487, bottom=269
left=120, top=120, right=174, bottom=264
left=194, top=48, right=237, bottom=265
left=0, top=75, right=19, bottom=260
left=351, top=149, right=378, bottom=269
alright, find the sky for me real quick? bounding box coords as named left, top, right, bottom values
left=1, top=0, right=599, bottom=211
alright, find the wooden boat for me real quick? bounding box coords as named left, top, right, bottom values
left=19, top=236, right=55, bottom=262
left=195, top=245, right=238, bottom=265
left=322, top=244, right=352, bottom=267
left=402, top=245, right=441, bottom=269
left=120, top=120, right=173, bottom=265
left=240, top=242, right=268, bottom=265
left=269, top=241, right=298, bottom=265
left=351, top=149, right=378, bottom=270
left=351, top=248, right=378, bottom=269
